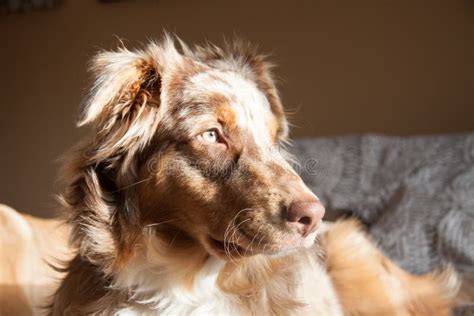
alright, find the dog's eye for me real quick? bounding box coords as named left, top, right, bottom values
left=201, top=129, right=219, bottom=143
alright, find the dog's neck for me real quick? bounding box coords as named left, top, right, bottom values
left=112, top=231, right=343, bottom=315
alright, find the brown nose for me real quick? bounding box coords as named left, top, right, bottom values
left=285, top=200, right=325, bottom=237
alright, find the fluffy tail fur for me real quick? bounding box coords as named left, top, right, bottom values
left=323, top=219, right=460, bottom=316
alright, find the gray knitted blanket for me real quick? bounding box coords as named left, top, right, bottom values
left=293, top=134, right=474, bottom=274
left=292, top=134, right=474, bottom=311
left=293, top=134, right=474, bottom=273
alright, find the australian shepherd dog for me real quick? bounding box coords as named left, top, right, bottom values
left=0, top=35, right=460, bottom=315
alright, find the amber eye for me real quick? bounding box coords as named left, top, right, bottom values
left=201, top=129, right=219, bottom=143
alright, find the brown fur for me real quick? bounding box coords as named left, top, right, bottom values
left=323, top=220, right=459, bottom=315
left=0, top=35, right=461, bottom=315
left=0, top=204, right=70, bottom=316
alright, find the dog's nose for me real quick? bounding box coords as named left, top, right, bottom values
left=285, top=200, right=325, bottom=237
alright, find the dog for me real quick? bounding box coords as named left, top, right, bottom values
left=0, top=35, right=460, bottom=315
left=0, top=204, right=69, bottom=315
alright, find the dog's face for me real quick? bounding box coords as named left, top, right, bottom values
left=75, top=37, right=324, bottom=263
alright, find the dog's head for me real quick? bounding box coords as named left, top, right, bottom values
left=65, top=36, right=324, bottom=269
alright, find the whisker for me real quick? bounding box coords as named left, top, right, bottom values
left=256, top=234, right=266, bottom=254
left=262, top=242, right=269, bottom=255
left=146, top=219, right=179, bottom=227
left=244, top=225, right=262, bottom=257
left=113, top=176, right=152, bottom=192
left=224, top=222, right=237, bottom=263
left=168, top=230, right=181, bottom=249
left=230, top=218, right=251, bottom=260
left=223, top=208, right=250, bottom=244
left=223, top=208, right=251, bottom=262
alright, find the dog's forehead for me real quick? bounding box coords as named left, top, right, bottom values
left=187, top=69, right=275, bottom=145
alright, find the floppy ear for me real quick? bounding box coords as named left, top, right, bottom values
left=61, top=40, right=183, bottom=272
left=80, top=48, right=159, bottom=128
left=79, top=39, right=181, bottom=165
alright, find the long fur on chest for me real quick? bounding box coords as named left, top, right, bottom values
left=51, top=234, right=340, bottom=315
left=50, top=220, right=458, bottom=315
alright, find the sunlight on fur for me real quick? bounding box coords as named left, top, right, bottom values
left=0, top=34, right=461, bottom=316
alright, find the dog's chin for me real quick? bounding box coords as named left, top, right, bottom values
left=265, top=231, right=319, bottom=258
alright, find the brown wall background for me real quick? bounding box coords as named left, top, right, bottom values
left=1, top=0, right=473, bottom=217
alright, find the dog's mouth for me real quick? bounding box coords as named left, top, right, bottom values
left=207, top=237, right=252, bottom=258
left=206, top=233, right=304, bottom=260
left=210, top=238, right=242, bottom=252
left=206, top=222, right=320, bottom=260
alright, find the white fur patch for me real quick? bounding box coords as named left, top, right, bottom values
left=115, top=255, right=236, bottom=315
left=113, top=231, right=238, bottom=315
left=188, top=70, right=274, bottom=147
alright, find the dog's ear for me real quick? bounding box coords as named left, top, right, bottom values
left=62, top=40, right=184, bottom=272
left=79, top=39, right=182, bottom=165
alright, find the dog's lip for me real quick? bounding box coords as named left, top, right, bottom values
left=207, top=236, right=257, bottom=258
left=208, top=237, right=245, bottom=253
left=206, top=228, right=313, bottom=258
